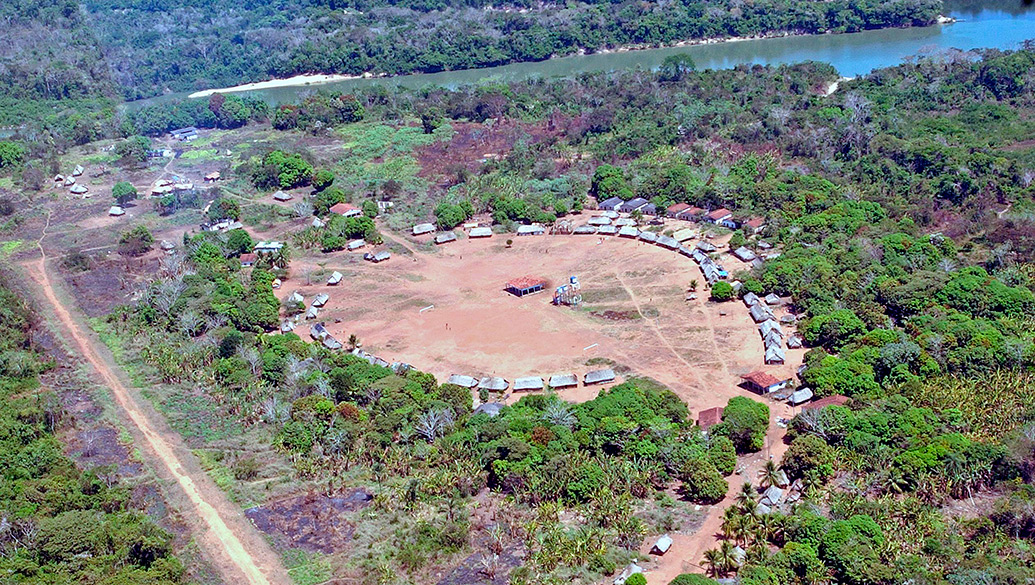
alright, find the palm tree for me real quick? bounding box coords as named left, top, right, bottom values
left=347, top=333, right=360, bottom=350
left=736, top=481, right=755, bottom=506
left=760, top=460, right=782, bottom=488
left=721, top=507, right=741, bottom=542
left=717, top=540, right=739, bottom=575
left=703, top=548, right=724, bottom=578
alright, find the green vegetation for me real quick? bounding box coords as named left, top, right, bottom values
left=0, top=283, right=184, bottom=584
left=112, top=181, right=138, bottom=205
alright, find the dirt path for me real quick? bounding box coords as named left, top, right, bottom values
left=21, top=215, right=289, bottom=585
left=613, top=269, right=705, bottom=392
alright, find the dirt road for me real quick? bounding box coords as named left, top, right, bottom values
left=22, top=218, right=289, bottom=585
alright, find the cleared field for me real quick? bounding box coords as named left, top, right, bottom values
left=282, top=232, right=805, bottom=414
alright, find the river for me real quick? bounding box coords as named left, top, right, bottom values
left=129, top=0, right=1034, bottom=109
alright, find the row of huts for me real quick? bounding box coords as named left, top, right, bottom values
left=446, top=369, right=616, bottom=395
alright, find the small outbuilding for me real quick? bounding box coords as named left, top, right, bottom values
left=347, top=239, right=366, bottom=251
left=584, top=369, right=616, bottom=385
left=651, top=535, right=673, bottom=555
left=573, top=226, right=598, bottom=235
left=469, top=227, right=493, bottom=238
left=474, top=403, right=505, bottom=418
left=70, top=185, right=88, bottom=195
left=272, top=191, right=293, bottom=201
left=312, top=293, right=330, bottom=307
left=698, top=406, right=723, bottom=431
left=108, top=206, right=125, bottom=217
left=673, top=228, right=696, bottom=242
left=327, top=271, right=343, bottom=285
left=506, top=276, right=546, bottom=297
left=239, top=253, right=257, bottom=267
left=789, top=387, right=815, bottom=406
left=305, top=306, right=319, bottom=320
left=803, top=395, right=851, bottom=411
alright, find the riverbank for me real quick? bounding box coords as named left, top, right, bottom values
left=185, top=17, right=954, bottom=99
left=188, top=73, right=380, bottom=98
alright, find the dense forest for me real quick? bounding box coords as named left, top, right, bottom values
left=1, top=0, right=942, bottom=110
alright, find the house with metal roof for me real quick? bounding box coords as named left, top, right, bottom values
left=743, top=292, right=760, bottom=307
left=597, top=225, right=617, bottom=235
left=517, top=224, right=545, bottom=236
left=673, top=228, right=696, bottom=242
left=412, top=222, right=436, bottom=235
left=549, top=373, right=578, bottom=388
left=651, top=535, right=673, bottom=555
left=597, top=196, right=624, bottom=211
left=272, top=190, right=292, bottom=201
left=707, top=208, right=734, bottom=225
left=587, top=216, right=612, bottom=226
left=322, top=336, right=343, bottom=350
left=584, top=369, right=616, bottom=385
left=478, top=377, right=509, bottom=392
left=749, top=304, right=773, bottom=323
left=305, top=305, right=319, bottom=320
left=759, top=320, right=783, bottom=338
left=618, top=226, right=639, bottom=238
left=620, top=197, right=651, bottom=213
left=765, top=345, right=786, bottom=364
left=573, top=225, right=598, bottom=235
left=638, top=231, right=658, bottom=243
left=764, top=293, right=782, bottom=306
left=789, top=387, right=814, bottom=405
left=696, top=241, right=718, bottom=253
left=733, top=247, right=757, bottom=262
left=310, top=323, right=328, bottom=339
left=656, top=235, right=680, bottom=250
left=447, top=374, right=478, bottom=388
left=327, top=271, right=343, bottom=285
left=435, top=231, right=457, bottom=244
left=364, top=251, right=391, bottom=263
left=347, top=239, right=365, bottom=251
left=474, top=403, right=505, bottom=418
left=614, top=218, right=636, bottom=227
left=513, top=377, right=544, bottom=391
left=469, top=227, right=493, bottom=238
left=312, top=293, right=330, bottom=307
left=280, top=320, right=296, bottom=333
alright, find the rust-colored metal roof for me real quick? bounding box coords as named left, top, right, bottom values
left=741, top=370, right=782, bottom=388
left=506, top=276, right=546, bottom=290
left=698, top=407, right=723, bottom=430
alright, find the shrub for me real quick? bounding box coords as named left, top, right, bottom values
left=118, top=226, right=154, bottom=256
left=625, top=574, right=647, bottom=585
left=710, top=281, right=734, bottom=302
left=680, top=456, right=728, bottom=503
left=706, top=435, right=737, bottom=476
left=232, top=456, right=261, bottom=480
left=713, top=396, right=769, bottom=453
left=112, top=181, right=138, bottom=205
left=670, top=574, right=720, bottom=585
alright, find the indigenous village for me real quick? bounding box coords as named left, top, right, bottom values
left=2, top=15, right=1035, bottom=585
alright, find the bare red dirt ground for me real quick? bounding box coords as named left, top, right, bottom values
left=284, top=232, right=804, bottom=415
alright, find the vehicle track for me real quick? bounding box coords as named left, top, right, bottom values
left=22, top=214, right=288, bottom=585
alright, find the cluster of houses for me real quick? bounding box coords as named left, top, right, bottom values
left=597, top=196, right=658, bottom=216
left=151, top=178, right=195, bottom=197
left=743, top=292, right=801, bottom=365
left=666, top=202, right=765, bottom=233
left=411, top=222, right=499, bottom=244
left=54, top=165, right=88, bottom=196
left=449, top=369, right=617, bottom=414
